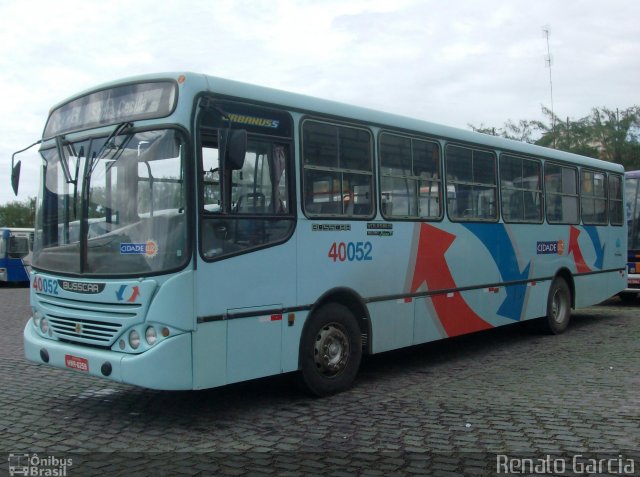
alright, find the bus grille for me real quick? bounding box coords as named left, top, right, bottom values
left=37, top=294, right=142, bottom=348
left=48, top=316, right=122, bottom=345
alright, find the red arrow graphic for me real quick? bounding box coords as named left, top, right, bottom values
left=411, top=224, right=492, bottom=337
left=568, top=226, right=591, bottom=274
left=127, top=286, right=141, bottom=303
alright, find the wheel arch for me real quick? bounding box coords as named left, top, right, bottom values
left=304, top=287, right=371, bottom=355
left=554, top=268, right=575, bottom=308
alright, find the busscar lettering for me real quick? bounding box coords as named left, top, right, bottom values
left=312, top=224, right=351, bottom=232
left=57, top=280, right=105, bottom=294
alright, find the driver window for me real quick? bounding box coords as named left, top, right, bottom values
left=200, top=138, right=293, bottom=260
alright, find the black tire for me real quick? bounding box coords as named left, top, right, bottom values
left=541, top=276, right=572, bottom=334
left=299, top=303, right=362, bottom=397
left=619, top=292, right=639, bottom=304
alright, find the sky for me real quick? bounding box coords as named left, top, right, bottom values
left=1, top=0, right=639, bottom=205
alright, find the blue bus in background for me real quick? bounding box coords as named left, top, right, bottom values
left=0, top=228, right=33, bottom=284
left=623, top=170, right=640, bottom=300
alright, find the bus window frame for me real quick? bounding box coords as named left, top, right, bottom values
left=544, top=161, right=580, bottom=225
left=378, top=130, right=444, bottom=222
left=300, top=117, right=375, bottom=221
left=499, top=153, right=544, bottom=224
left=444, top=143, right=499, bottom=223
left=608, top=173, right=624, bottom=227
left=196, top=99, right=297, bottom=263
left=580, top=168, right=608, bottom=226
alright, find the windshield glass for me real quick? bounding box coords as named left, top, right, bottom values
left=8, top=237, right=30, bottom=259
left=33, top=128, right=188, bottom=276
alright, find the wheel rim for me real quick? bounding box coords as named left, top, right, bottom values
left=551, top=288, right=567, bottom=323
left=314, top=323, right=350, bottom=377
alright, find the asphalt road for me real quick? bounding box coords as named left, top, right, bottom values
left=0, top=285, right=638, bottom=476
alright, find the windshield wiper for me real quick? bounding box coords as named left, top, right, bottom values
left=55, top=135, right=74, bottom=185
left=89, top=122, right=133, bottom=176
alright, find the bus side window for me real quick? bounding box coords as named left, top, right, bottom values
left=379, top=132, right=442, bottom=220
left=446, top=145, right=497, bottom=221
left=545, top=163, right=579, bottom=224
left=609, top=174, right=624, bottom=226
left=500, top=154, right=543, bottom=223
left=581, top=170, right=607, bottom=225
left=303, top=120, right=373, bottom=218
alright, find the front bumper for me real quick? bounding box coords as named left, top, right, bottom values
left=624, top=273, right=640, bottom=294
left=24, top=318, right=193, bottom=390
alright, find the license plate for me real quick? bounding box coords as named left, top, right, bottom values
left=65, top=354, right=89, bottom=372
left=629, top=279, right=640, bottom=285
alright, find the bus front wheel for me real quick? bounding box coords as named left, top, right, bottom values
left=542, top=277, right=571, bottom=334
left=299, top=303, right=362, bottom=397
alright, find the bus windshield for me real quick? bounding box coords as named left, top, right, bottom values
left=8, top=236, right=30, bottom=259
left=33, top=128, right=188, bottom=276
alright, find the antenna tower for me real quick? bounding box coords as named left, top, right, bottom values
left=542, top=26, right=556, bottom=148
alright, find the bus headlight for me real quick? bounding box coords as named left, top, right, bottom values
left=33, top=309, right=42, bottom=329
left=145, top=326, right=157, bottom=346
left=40, top=317, right=49, bottom=334
left=129, top=330, right=141, bottom=350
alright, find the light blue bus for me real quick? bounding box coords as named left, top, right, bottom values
left=13, top=73, right=626, bottom=395
left=0, top=227, right=33, bottom=284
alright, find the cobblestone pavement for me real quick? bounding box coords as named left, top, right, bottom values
left=0, top=285, right=638, bottom=476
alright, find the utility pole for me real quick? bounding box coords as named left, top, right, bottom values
left=543, top=26, right=556, bottom=148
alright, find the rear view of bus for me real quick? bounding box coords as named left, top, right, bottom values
left=624, top=170, right=640, bottom=300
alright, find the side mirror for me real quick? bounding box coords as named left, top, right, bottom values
left=11, top=160, right=21, bottom=196
left=225, top=129, right=247, bottom=171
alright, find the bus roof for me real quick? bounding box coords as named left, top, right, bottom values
left=49, top=71, right=624, bottom=174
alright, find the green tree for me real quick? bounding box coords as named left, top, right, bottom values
left=470, top=105, right=640, bottom=168
left=533, top=106, right=599, bottom=158
left=0, top=198, right=36, bottom=227
left=589, top=106, right=640, bottom=168
left=469, top=119, right=540, bottom=143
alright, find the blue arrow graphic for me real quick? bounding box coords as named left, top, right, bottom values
left=463, top=223, right=531, bottom=321
left=583, top=226, right=605, bottom=270
left=115, top=285, right=127, bottom=301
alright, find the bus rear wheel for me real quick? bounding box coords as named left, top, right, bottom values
left=299, top=303, right=362, bottom=397
left=542, top=276, right=571, bottom=334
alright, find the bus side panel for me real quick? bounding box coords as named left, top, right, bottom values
left=368, top=300, right=414, bottom=353
left=606, top=223, right=628, bottom=298
left=281, top=310, right=308, bottom=373
left=408, top=222, right=506, bottom=344
left=297, top=221, right=410, bottom=309
left=518, top=280, right=549, bottom=321
left=413, top=294, right=447, bottom=344
left=192, top=321, right=227, bottom=389
left=195, top=239, right=297, bottom=388
left=226, top=314, right=282, bottom=385
left=7, top=259, right=29, bottom=282
left=297, top=221, right=416, bottom=355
